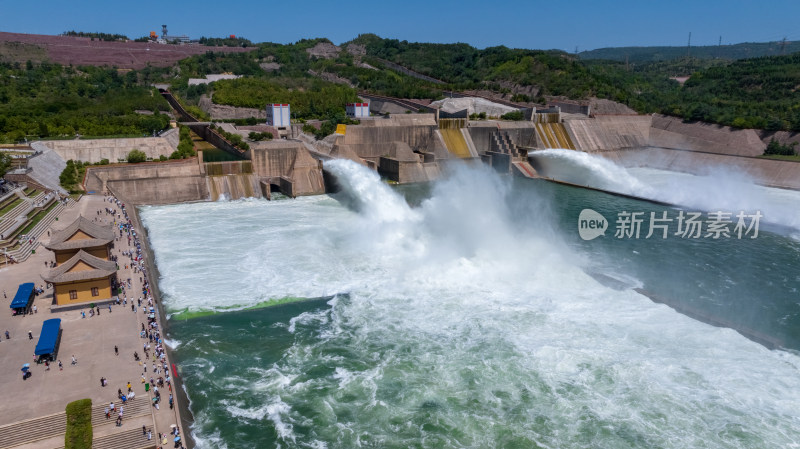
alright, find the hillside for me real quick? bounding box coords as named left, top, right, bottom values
left=0, top=62, right=171, bottom=143
left=3, top=31, right=800, bottom=145
left=0, top=31, right=253, bottom=69
left=579, top=41, right=800, bottom=63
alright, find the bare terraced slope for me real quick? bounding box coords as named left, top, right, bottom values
left=0, top=32, right=255, bottom=69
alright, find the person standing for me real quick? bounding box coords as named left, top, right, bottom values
left=71, top=355, right=77, bottom=365
left=28, top=331, right=32, bottom=340
left=4, top=330, right=9, bottom=340
left=58, top=360, right=63, bottom=370
left=114, top=345, right=119, bottom=356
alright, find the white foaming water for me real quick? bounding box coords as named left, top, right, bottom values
left=628, top=166, right=800, bottom=231
left=141, top=160, right=800, bottom=448
left=529, top=148, right=654, bottom=196
left=529, top=148, right=800, bottom=231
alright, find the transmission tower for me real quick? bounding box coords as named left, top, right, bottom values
left=687, top=32, right=692, bottom=58
left=780, top=37, right=788, bottom=55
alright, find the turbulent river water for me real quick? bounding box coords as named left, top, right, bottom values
left=140, top=155, right=800, bottom=448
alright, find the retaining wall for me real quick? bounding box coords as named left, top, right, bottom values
left=601, top=147, right=800, bottom=190
left=84, top=159, right=208, bottom=204
left=42, top=131, right=179, bottom=164
left=565, top=115, right=651, bottom=152
left=649, top=115, right=765, bottom=156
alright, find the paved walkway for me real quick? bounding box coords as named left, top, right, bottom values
left=0, top=195, right=185, bottom=448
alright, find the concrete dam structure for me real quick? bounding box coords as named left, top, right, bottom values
left=82, top=140, right=326, bottom=205
left=532, top=114, right=800, bottom=191
left=26, top=101, right=800, bottom=208
left=535, top=123, right=575, bottom=149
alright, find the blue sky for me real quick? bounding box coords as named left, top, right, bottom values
left=2, top=0, right=799, bottom=52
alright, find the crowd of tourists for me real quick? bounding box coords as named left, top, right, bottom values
left=97, top=195, right=185, bottom=449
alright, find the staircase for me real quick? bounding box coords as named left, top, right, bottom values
left=90, top=396, right=152, bottom=424
left=90, top=428, right=157, bottom=449
left=1, top=197, right=72, bottom=264
left=0, top=411, right=66, bottom=448
left=489, top=131, right=517, bottom=155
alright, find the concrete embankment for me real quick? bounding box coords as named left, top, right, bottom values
left=648, top=115, right=766, bottom=156
left=42, top=129, right=179, bottom=164
left=111, top=188, right=196, bottom=449
left=555, top=113, right=800, bottom=191
left=84, top=158, right=209, bottom=203
left=602, top=147, right=800, bottom=190
left=565, top=115, right=651, bottom=152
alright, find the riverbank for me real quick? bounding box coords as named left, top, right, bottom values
left=110, top=186, right=196, bottom=449
left=0, top=193, right=183, bottom=448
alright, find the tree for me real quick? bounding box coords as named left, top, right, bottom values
left=500, top=110, right=524, bottom=121
left=0, top=153, right=11, bottom=178
left=126, top=149, right=147, bottom=163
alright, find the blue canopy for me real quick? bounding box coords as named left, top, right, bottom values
left=34, top=319, right=61, bottom=356
left=10, top=283, right=34, bottom=310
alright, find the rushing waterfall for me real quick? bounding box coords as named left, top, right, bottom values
left=529, top=148, right=800, bottom=231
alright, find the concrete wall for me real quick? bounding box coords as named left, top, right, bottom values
left=467, top=122, right=538, bottom=153
left=84, top=159, right=208, bottom=204
left=601, top=147, right=800, bottom=190
left=250, top=141, right=325, bottom=197
left=649, top=115, right=765, bottom=156
left=42, top=131, right=179, bottom=164
left=333, top=115, right=445, bottom=165
left=565, top=115, right=651, bottom=152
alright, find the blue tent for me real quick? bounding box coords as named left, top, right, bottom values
left=34, top=319, right=61, bottom=356
left=10, top=283, right=35, bottom=312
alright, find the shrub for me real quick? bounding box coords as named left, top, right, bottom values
left=500, top=110, right=524, bottom=121
left=65, top=399, right=92, bottom=449
left=127, top=149, right=147, bottom=163
left=763, top=138, right=797, bottom=156
left=248, top=132, right=273, bottom=141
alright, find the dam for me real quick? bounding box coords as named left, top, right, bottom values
left=54, top=101, right=800, bottom=207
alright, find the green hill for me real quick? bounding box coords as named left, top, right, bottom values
left=4, top=33, right=800, bottom=144
left=579, top=41, right=800, bottom=63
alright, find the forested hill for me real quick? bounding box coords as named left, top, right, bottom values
left=4, top=33, right=800, bottom=145
left=345, top=33, right=621, bottom=100
left=579, top=41, right=800, bottom=63
left=662, top=52, right=800, bottom=130
left=343, top=34, right=800, bottom=131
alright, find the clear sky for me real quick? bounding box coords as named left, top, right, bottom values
left=2, top=0, right=799, bottom=52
